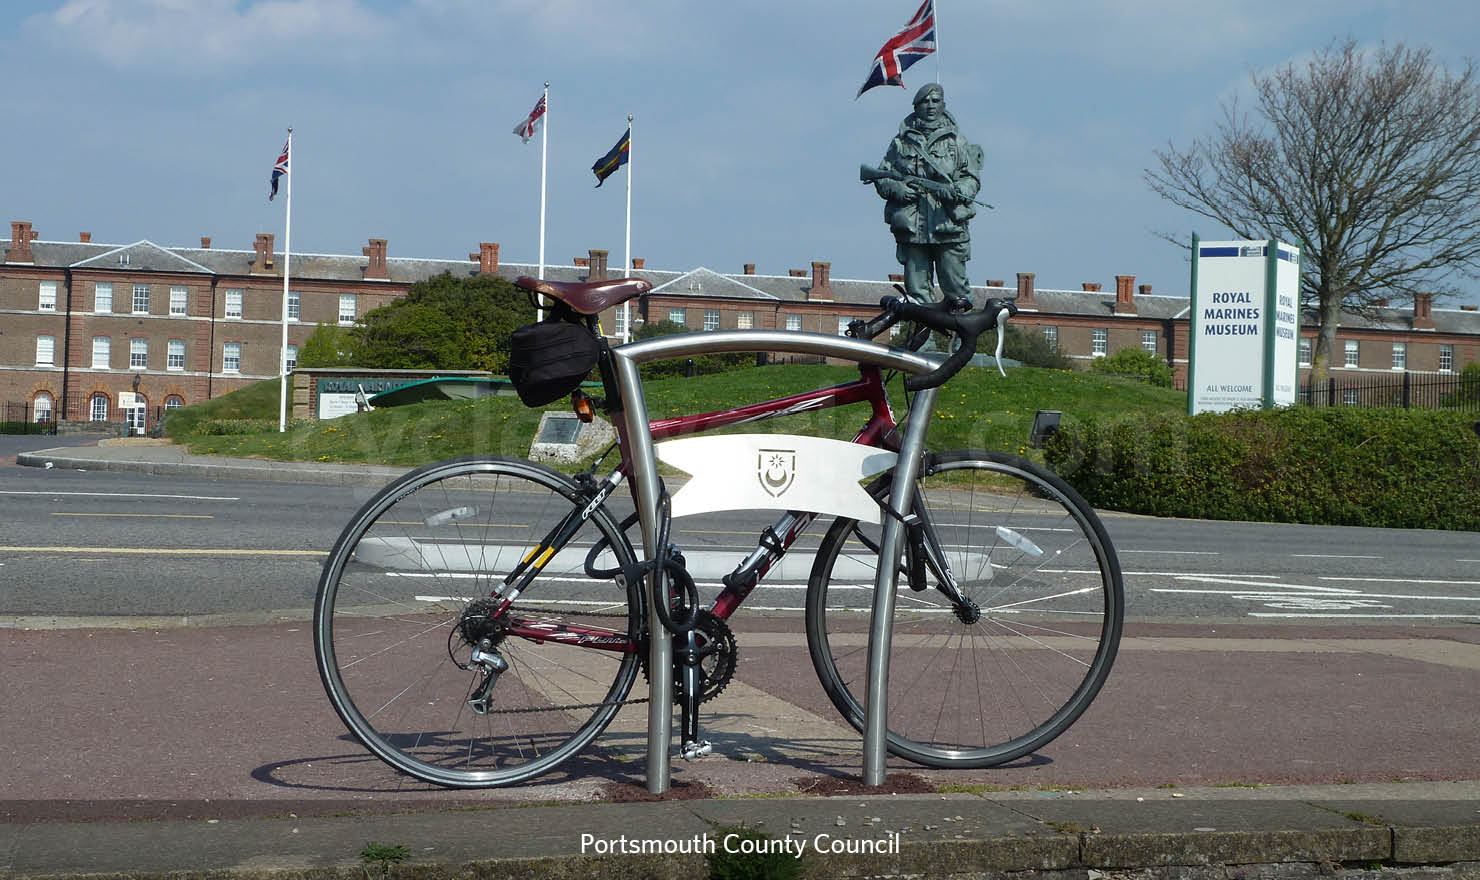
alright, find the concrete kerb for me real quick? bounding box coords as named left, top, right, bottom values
left=3, top=795, right=1479, bottom=880
left=15, top=447, right=411, bottom=488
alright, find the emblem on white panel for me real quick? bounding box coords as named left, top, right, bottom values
left=655, top=434, right=896, bottom=522
left=758, top=449, right=796, bottom=497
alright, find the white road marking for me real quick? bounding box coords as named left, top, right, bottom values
left=1120, top=549, right=1220, bottom=555
left=1292, top=553, right=1381, bottom=559
left=0, top=491, right=239, bottom=500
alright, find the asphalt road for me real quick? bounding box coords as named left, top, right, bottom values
left=1, top=455, right=1476, bottom=624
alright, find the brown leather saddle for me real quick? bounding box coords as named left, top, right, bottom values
left=515, top=275, right=652, bottom=316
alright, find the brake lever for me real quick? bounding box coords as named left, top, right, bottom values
left=993, top=307, right=1009, bottom=377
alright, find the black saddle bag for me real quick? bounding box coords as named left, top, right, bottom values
left=508, top=320, right=600, bottom=407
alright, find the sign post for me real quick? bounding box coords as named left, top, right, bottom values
left=1187, top=235, right=1301, bottom=414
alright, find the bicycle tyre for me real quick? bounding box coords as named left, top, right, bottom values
left=314, top=455, right=643, bottom=788
left=805, top=449, right=1123, bottom=768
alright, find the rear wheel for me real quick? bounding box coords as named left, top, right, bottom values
left=805, top=450, right=1122, bottom=768
left=314, top=455, right=643, bottom=788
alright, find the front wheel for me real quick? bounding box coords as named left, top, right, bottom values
left=805, top=450, right=1123, bottom=768
left=314, top=455, right=643, bottom=788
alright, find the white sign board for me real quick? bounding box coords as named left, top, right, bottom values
left=1188, top=238, right=1301, bottom=414
left=656, top=434, right=896, bottom=523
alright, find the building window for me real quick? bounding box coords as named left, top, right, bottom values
left=132, top=284, right=150, bottom=314
left=1439, top=344, right=1454, bottom=372
left=1343, top=388, right=1359, bottom=406
left=33, top=392, right=53, bottom=423
left=130, top=338, right=149, bottom=369
left=1298, top=338, right=1312, bottom=366
left=1391, top=342, right=1406, bottom=370
left=1141, top=330, right=1157, bottom=353
left=223, top=342, right=241, bottom=373
left=92, top=336, right=110, bottom=369
left=1042, top=326, right=1058, bottom=347
left=703, top=309, right=721, bottom=331
left=288, top=290, right=300, bottom=321
left=285, top=344, right=298, bottom=372
left=170, top=286, right=188, bottom=316
left=667, top=307, right=686, bottom=326
left=36, top=335, right=56, bottom=366
left=338, top=294, right=357, bottom=325
left=94, top=282, right=112, bottom=313
left=736, top=311, right=754, bottom=330
left=785, top=314, right=802, bottom=331
left=225, top=289, right=243, bottom=319
left=837, top=316, right=851, bottom=336
left=165, top=395, right=185, bottom=410
left=39, top=281, right=57, bottom=311
left=1344, top=339, right=1359, bottom=368
left=1092, top=328, right=1108, bottom=357
left=612, top=306, right=629, bottom=337
left=168, top=339, right=186, bottom=370
left=90, top=393, right=109, bottom=422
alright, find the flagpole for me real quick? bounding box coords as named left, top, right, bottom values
left=622, top=114, right=633, bottom=343
left=278, top=127, right=293, bottom=433
left=934, top=0, right=941, bottom=84
left=537, top=82, right=549, bottom=322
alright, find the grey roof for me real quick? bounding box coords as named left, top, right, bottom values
left=72, top=240, right=214, bottom=274
left=650, top=268, right=779, bottom=300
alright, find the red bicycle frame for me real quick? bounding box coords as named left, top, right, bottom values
left=500, top=362, right=902, bottom=650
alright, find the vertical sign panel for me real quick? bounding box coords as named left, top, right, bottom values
left=1190, top=240, right=1269, bottom=413
left=1268, top=244, right=1301, bottom=407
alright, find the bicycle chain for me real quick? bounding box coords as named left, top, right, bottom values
left=465, top=604, right=652, bottom=715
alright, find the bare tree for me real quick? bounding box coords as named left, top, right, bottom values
left=1146, top=37, right=1480, bottom=383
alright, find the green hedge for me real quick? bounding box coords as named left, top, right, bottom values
left=1044, top=407, right=1480, bottom=530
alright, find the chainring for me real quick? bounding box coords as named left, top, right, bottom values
left=638, top=610, right=738, bottom=705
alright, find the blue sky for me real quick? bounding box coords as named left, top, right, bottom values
left=5, top=0, right=1479, bottom=307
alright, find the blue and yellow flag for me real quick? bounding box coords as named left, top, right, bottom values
left=591, top=127, right=631, bottom=187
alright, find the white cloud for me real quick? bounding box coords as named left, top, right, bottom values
left=30, top=0, right=398, bottom=69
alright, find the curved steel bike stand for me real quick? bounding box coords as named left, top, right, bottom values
left=609, top=330, right=940, bottom=793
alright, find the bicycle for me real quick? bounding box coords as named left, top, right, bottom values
left=313, top=275, right=1124, bottom=788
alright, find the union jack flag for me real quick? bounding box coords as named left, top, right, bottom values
left=268, top=137, right=289, bottom=201
left=857, top=0, right=936, bottom=98
left=512, top=93, right=547, bottom=143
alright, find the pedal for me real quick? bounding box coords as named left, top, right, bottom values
left=680, top=740, right=714, bottom=760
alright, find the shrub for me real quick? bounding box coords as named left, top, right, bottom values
left=1044, top=406, right=1480, bottom=530
left=633, top=319, right=751, bottom=379
left=1088, top=347, right=1174, bottom=387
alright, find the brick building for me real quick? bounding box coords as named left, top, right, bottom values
left=4, top=220, right=1478, bottom=431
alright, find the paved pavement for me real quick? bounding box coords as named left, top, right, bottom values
left=4, top=441, right=1479, bottom=878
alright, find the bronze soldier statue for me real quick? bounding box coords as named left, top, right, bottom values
left=865, top=83, right=984, bottom=304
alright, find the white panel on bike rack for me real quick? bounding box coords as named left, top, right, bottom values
left=656, top=434, right=896, bottom=523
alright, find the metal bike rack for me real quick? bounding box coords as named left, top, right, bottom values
left=609, top=330, right=940, bottom=793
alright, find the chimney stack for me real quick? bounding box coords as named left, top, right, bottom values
left=986, top=280, right=1005, bottom=288
left=7, top=221, right=36, bottom=263
left=588, top=249, right=609, bottom=281
left=632, top=257, right=645, bottom=270
left=469, top=242, right=500, bottom=275
left=252, top=233, right=276, bottom=271
left=574, top=257, right=589, bottom=267
left=200, top=236, right=211, bottom=249
left=788, top=269, right=806, bottom=278
left=362, top=238, right=389, bottom=280
left=1139, top=284, right=1153, bottom=296
left=1082, top=282, right=1102, bottom=292
left=79, top=232, right=91, bottom=243
left=743, top=263, right=756, bottom=275
left=1016, top=272, right=1036, bottom=307
left=889, top=273, right=905, bottom=283
left=808, top=261, right=833, bottom=301
left=1114, top=275, right=1137, bottom=315
left=1413, top=292, right=1436, bottom=330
